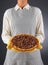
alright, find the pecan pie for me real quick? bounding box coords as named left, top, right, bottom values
left=7, top=34, right=42, bottom=52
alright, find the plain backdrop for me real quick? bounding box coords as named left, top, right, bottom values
left=0, top=0, right=48, bottom=65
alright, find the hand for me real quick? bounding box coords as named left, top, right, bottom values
left=36, top=37, right=41, bottom=43
left=6, top=37, right=13, bottom=49
left=36, top=37, right=43, bottom=49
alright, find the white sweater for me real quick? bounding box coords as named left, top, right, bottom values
left=1, top=4, right=45, bottom=44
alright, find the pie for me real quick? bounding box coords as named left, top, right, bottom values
left=6, top=34, right=42, bottom=52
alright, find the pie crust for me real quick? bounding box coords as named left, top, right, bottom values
left=6, top=34, right=42, bottom=52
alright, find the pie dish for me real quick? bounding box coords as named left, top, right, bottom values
left=6, top=34, right=42, bottom=52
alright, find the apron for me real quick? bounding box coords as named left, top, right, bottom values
left=3, top=6, right=44, bottom=65
left=3, top=49, right=44, bottom=65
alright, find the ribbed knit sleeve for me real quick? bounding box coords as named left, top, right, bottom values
left=1, top=10, right=12, bottom=44
left=35, top=8, right=45, bottom=43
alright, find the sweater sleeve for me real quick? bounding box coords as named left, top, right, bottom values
left=1, top=10, right=12, bottom=44
left=35, top=8, right=45, bottom=43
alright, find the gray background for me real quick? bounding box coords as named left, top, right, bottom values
left=0, top=0, right=48, bottom=65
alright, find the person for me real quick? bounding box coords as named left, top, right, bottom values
left=1, top=0, right=45, bottom=65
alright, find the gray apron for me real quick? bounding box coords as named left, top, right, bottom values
left=3, top=49, right=44, bottom=65
left=3, top=6, right=44, bottom=65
